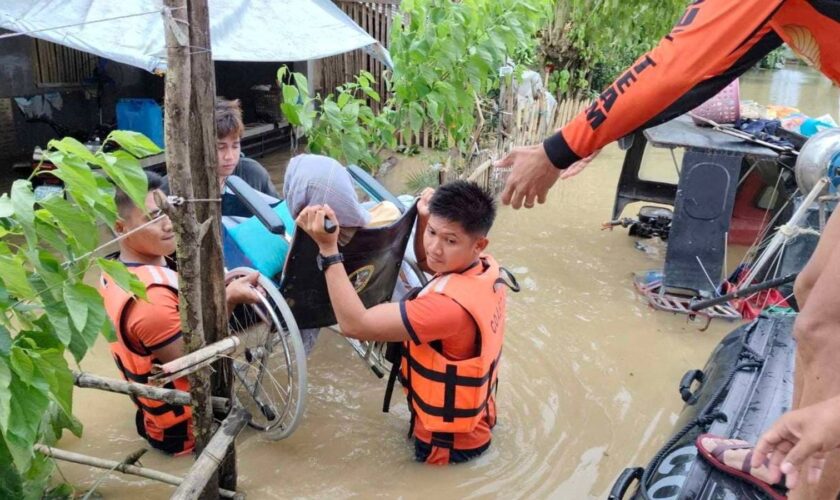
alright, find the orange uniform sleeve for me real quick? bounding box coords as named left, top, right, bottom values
left=123, top=286, right=183, bottom=352
left=544, top=0, right=785, bottom=170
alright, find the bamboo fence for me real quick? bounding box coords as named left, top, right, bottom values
left=321, top=0, right=400, bottom=114
left=458, top=89, right=590, bottom=194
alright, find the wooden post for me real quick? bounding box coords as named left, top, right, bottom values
left=163, top=0, right=234, bottom=498
left=172, top=408, right=251, bottom=500
left=184, top=0, right=238, bottom=494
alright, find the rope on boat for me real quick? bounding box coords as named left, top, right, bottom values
left=638, top=322, right=765, bottom=494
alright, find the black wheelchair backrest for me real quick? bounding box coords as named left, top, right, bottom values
left=224, top=175, right=285, bottom=234
left=280, top=203, right=418, bottom=329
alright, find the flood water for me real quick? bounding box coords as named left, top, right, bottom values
left=53, top=66, right=838, bottom=498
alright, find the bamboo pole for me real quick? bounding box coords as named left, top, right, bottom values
left=466, top=159, right=494, bottom=183
left=149, top=337, right=239, bottom=385
left=34, top=445, right=242, bottom=499
left=172, top=408, right=251, bottom=500
left=73, top=371, right=230, bottom=414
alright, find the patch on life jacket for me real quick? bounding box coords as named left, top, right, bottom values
left=349, top=264, right=374, bottom=293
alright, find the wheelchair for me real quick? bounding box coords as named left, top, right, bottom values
left=220, top=165, right=427, bottom=440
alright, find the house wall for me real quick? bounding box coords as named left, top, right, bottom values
left=0, top=30, right=39, bottom=97
left=0, top=31, right=302, bottom=170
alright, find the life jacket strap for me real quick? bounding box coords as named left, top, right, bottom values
left=430, top=432, right=455, bottom=450
left=382, top=343, right=402, bottom=413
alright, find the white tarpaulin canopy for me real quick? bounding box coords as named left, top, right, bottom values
left=0, top=0, right=391, bottom=73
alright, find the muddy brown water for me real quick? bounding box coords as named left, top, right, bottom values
left=49, top=67, right=838, bottom=498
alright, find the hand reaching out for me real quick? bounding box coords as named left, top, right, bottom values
left=751, top=395, right=840, bottom=489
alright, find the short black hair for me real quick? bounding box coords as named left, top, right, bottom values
left=429, top=180, right=496, bottom=236
left=115, top=170, right=163, bottom=217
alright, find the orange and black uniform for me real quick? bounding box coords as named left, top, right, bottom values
left=388, top=255, right=508, bottom=465
left=100, top=262, right=194, bottom=455
left=544, top=0, right=840, bottom=170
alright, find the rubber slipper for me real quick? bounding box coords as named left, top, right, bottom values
left=695, top=433, right=787, bottom=500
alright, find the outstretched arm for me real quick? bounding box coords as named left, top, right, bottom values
left=499, top=0, right=784, bottom=208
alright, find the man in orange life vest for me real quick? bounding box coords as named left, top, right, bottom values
left=100, top=171, right=261, bottom=455
left=296, top=180, right=510, bottom=465
left=495, top=0, right=840, bottom=497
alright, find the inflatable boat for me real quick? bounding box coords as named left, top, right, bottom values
left=609, top=314, right=795, bottom=500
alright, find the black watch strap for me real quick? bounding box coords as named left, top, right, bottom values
left=317, top=252, right=344, bottom=271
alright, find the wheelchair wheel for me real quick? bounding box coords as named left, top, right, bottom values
left=226, top=268, right=307, bottom=440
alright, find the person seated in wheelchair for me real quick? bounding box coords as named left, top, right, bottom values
left=296, top=180, right=511, bottom=465
left=223, top=153, right=402, bottom=269
left=283, top=153, right=402, bottom=238
left=225, top=153, right=404, bottom=354
left=99, top=171, right=263, bottom=455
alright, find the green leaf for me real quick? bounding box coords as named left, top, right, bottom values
left=292, top=72, right=309, bottom=91
left=96, top=258, right=147, bottom=300
left=408, top=103, right=424, bottom=133
left=32, top=215, right=71, bottom=257
left=362, top=87, right=381, bottom=103
left=37, top=196, right=97, bottom=251
left=0, top=435, right=23, bottom=499
left=342, top=102, right=360, bottom=121
left=26, top=250, right=67, bottom=296
left=0, top=355, right=11, bottom=432
left=337, top=91, right=351, bottom=108
left=0, top=193, right=12, bottom=218
left=280, top=103, right=302, bottom=127
left=47, top=152, right=99, bottom=202
left=106, top=130, right=163, bottom=158
left=62, top=282, right=91, bottom=332
left=66, top=289, right=106, bottom=363
left=91, top=175, right=118, bottom=227
left=6, top=370, right=49, bottom=471
left=32, top=349, right=72, bottom=417
left=10, top=348, right=34, bottom=385
left=47, top=137, right=104, bottom=168
left=0, top=325, right=10, bottom=356
left=44, top=483, right=75, bottom=499
left=11, top=180, right=35, bottom=233
left=0, top=250, right=35, bottom=300
left=282, top=84, right=300, bottom=105
left=100, top=150, right=148, bottom=212
left=101, top=316, right=116, bottom=343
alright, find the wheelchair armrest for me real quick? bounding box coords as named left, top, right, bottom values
left=225, top=175, right=286, bottom=235
left=347, top=165, right=405, bottom=213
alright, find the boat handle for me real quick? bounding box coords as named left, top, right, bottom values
left=679, top=369, right=705, bottom=402
left=608, top=467, right=644, bottom=499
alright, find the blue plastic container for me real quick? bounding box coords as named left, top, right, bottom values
left=116, top=98, right=165, bottom=148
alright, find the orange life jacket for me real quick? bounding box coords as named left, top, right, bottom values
left=395, top=255, right=508, bottom=442
left=100, top=263, right=194, bottom=454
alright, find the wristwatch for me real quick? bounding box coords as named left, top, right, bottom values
left=316, top=252, right=344, bottom=271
